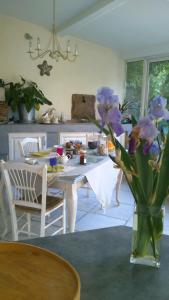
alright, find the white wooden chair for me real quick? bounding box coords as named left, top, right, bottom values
left=1, top=162, right=66, bottom=241
left=0, top=166, right=8, bottom=239
left=18, top=137, right=43, bottom=157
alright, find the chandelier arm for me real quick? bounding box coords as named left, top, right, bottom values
left=29, top=50, right=50, bottom=60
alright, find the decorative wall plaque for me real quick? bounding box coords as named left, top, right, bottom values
left=71, top=94, right=96, bottom=121
left=37, top=60, right=53, bottom=76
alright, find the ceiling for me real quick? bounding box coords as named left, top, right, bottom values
left=1, top=0, right=169, bottom=59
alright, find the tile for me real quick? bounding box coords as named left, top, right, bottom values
left=76, top=210, right=87, bottom=221
left=76, top=213, right=125, bottom=231
left=113, top=189, right=135, bottom=206
left=125, top=216, right=133, bottom=228
left=77, top=195, right=98, bottom=212
left=93, top=203, right=134, bottom=221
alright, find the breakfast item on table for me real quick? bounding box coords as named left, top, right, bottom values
left=31, top=150, right=50, bottom=157
left=97, top=144, right=108, bottom=156
left=88, top=141, right=98, bottom=149
left=65, top=140, right=83, bottom=155
left=47, top=165, right=64, bottom=172
left=108, top=140, right=115, bottom=151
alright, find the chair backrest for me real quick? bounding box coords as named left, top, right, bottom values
left=1, top=162, right=47, bottom=211
left=18, top=137, right=42, bottom=157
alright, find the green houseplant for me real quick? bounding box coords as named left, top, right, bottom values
left=5, top=77, right=52, bottom=123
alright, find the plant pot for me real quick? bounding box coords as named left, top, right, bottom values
left=18, top=104, right=35, bottom=123
left=130, top=205, right=164, bottom=268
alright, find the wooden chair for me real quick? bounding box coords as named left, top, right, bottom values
left=18, top=137, right=43, bottom=157
left=0, top=164, right=8, bottom=239
left=1, top=162, right=66, bottom=241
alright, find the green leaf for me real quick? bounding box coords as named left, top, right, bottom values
left=134, top=141, right=154, bottom=201
left=154, top=130, right=169, bottom=207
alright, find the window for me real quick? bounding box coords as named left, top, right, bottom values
left=125, top=58, right=169, bottom=120
left=125, top=60, right=144, bottom=120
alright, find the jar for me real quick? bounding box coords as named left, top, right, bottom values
left=66, top=149, right=73, bottom=159
left=97, top=133, right=108, bottom=156
left=80, top=150, right=87, bottom=165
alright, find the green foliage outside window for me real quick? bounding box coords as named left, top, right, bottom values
left=149, top=60, right=169, bottom=108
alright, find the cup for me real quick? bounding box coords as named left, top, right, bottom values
left=49, top=157, right=57, bottom=167
left=60, top=155, right=70, bottom=165
left=57, top=146, right=63, bottom=156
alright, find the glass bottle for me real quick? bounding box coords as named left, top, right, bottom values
left=97, top=133, right=108, bottom=156
left=80, top=150, right=87, bottom=165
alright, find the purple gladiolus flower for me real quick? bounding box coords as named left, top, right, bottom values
left=149, top=141, right=160, bottom=157
left=112, top=122, right=124, bottom=136
left=108, top=107, right=122, bottom=124
left=96, top=87, right=119, bottom=107
left=107, top=107, right=124, bottom=136
left=143, top=142, right=151, bottom=155
left=149, top=95, right=169, bottom=120
left=128, top=137, right=137, bottom=155
left=136, top=116, right=158, bottom=141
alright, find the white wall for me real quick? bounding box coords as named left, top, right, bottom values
left=0, top=15, right=125, bottom=120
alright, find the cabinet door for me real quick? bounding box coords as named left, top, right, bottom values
left=8, top=132, right=47, bottom=160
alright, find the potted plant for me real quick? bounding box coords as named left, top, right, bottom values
left=5, top=77, right=53, bottom=123
left=0, top=79, right=11, bottom=101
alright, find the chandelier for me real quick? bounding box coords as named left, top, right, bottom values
left=24, top=0, right=78, bottom=62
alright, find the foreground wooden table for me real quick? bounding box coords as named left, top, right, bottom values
left=25, top=226, right=169, bottom=300
left=0, top=243, right=80, bottom=300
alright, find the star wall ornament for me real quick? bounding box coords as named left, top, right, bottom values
left=37, top=60, right=53, bottom=76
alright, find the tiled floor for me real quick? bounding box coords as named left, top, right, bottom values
left=1, top=179, right=169, bottom=240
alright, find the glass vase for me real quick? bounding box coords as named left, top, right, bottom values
left=130, top=205, right=164, bottom=268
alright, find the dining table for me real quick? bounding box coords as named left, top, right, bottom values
left=25, top=225, right=169, bottom=300
left=45, top=150, right=121, bottom=233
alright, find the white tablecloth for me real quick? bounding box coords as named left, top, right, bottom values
left=85, top=158, right=119, bottom=208
left=47, top=154, right=119, bottom=208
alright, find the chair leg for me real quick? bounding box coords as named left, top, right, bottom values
left=0, top=184, right=8, bottom=239
left=27, top=213, right=31, bottom=235
left=62, top=200, right=66, bottom=234
left=40, top=213, right=45, bottom=237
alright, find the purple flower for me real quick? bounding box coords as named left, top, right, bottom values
left=129, top=137, right=137, bottom=155
left=143, top=142, right=151, bottom=155
left=149, top=96, right=169, bottom=120
left=96, top=87, right=119, bottom=107
left=107, top=107, right=124, bottom=136
left=136, top=116, right=158, bottom=141
left=97, top=87, right=124, bottom=136
left=149, top=141, right=160, bottom=157
left=112, top=122, right=124, bottom=136
left=108, top=107, right=122, bottom=124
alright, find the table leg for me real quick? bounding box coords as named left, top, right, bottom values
left=115, top=170, right=123, bottom=206
left=65, top=183, right=78, bottom=233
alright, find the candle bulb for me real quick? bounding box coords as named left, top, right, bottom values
left=74, top=45, right=78, bottom=56
left=37, top=37, right=41, bottom=50
left=29, top=40, right=32, bottom=52
left=67, top=40, right=71, bottom=53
